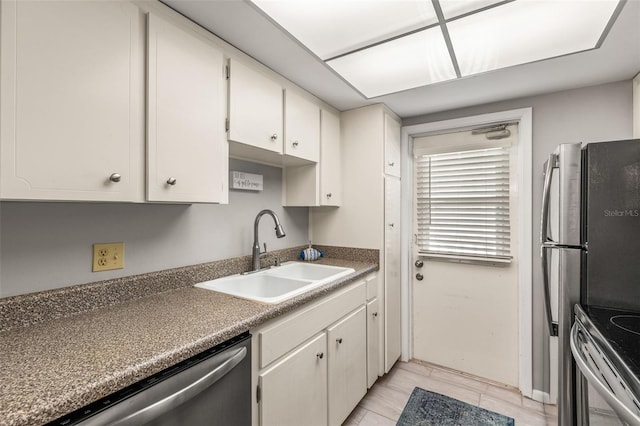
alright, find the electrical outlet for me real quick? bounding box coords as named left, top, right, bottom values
left=93, top=242, right=124, bottom=272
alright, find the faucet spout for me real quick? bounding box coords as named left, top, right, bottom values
left=252, top=209, right=286, bottom=271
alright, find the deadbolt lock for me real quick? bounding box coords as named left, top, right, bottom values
left=415, top=259, right=424, bottom=268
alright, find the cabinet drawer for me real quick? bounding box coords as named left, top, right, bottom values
left=259, top=281, right=365, bottom=368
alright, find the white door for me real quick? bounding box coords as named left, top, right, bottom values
left=412, top=125, right=520, bottom=387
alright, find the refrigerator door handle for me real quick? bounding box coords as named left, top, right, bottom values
left=541, top=245, right=559, bottom=336
left=540, top=153, right=556, bottom=245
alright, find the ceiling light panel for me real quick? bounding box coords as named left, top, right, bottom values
left=250, top=0, right=438, bottom=59
left=448, top=0, right=621, bottom=77
left=326, top=27, right=457, bottom=98
left=439, top=0, right=510, bottom=19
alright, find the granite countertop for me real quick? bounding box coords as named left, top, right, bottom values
left=0, top=258, right=377, bottom=426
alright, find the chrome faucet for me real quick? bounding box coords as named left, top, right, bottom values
left=252, top=209, right=286, bottom=271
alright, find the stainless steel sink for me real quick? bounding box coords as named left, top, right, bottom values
left=194, top=262, right=355, bottom=304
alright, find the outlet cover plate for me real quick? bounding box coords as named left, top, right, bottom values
left=93, top=242, right=124, bottom=272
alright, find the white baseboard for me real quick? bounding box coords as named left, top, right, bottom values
left=531, top=389, right=556, bottom=404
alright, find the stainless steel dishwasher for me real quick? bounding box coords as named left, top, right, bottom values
left=48, top=332, right=251, bottom=426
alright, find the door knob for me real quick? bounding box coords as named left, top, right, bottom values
left=416, top=273, right=424, bottom=281
left=415, top=259, right=424, bottom=268
left=109, top=173, right=121, bottom=183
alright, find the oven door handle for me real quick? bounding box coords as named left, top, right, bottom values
left=89, top=346, right=247, bottom=426
left=570, top=323, right=640, bottom=426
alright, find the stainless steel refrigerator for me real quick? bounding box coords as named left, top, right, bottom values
left=541, top=143, right=582, bottom=426
left=541, top=139, right=640, bottom=426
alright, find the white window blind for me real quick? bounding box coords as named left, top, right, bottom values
left=416, top=146, right=512, bottom=263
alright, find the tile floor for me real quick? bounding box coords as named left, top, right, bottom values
left=343, top=360, right=558, bottom=426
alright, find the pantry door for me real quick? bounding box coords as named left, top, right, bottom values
left=411, top=125, right=520, bottom=387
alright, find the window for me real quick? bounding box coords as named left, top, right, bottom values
left=415, top=145, right=512, bottom=264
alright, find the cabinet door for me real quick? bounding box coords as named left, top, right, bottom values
left=327, top=306, right=367, bottom=426
left=147, top=13, right=225, bottom=203
left=367, top=298, right=381, bottom=389
left=284, top=90, right=319, bottom=162
left=260, top=333, right=327, bottom=426
left=0, top=0, right=144, bottom=201
left=319, top=109, right=342, bottom=206
left=384, top=113, right=401, bottom=177
left=384, top=175, right=402, bottom=372
left=228, top=59, right=283, bottom=154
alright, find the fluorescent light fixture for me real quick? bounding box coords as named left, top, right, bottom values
left=250, top=0, right=623, bottom=98
left=448, top=0, right=620, bottom=77
left=251, top=0, right=438, bottom=59
left=439, top=0, right=508, bottom=19
left=326, top=27, right=456, bottom=98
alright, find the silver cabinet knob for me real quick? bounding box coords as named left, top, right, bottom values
left=109, top=173, right=121, bottom=183
left=415, top=259, right=424, bottom=268
left=372, top=312, right=378, bottom=318
left=270, top=134, right=278, bottom=141
left=166, top=177, right=177, bottom=186
left=388, top=161, right=395, bottom=167
left=326, top=193, right=332, bottom=198
left=292, top=141, right=299, bottom=147
left=389, top=223, right=395, bottom=228
left=416, top=273, right=424, bottom=281
left=316, top=352, right=324, bottom=360
left=336, top=338, right=343, bottom=344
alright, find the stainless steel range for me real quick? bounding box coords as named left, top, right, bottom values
left=572, top=305, right=640, bottom=425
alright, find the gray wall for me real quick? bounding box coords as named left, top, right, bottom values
left=0, top=159, right=309, bottom=297
left=404, top=80, right=634, bottom=393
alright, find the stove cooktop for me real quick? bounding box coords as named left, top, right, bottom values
left=583, top=305, right=640, bottom=381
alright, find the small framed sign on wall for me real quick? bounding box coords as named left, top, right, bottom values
left=230, top=171, right=263, bottom=191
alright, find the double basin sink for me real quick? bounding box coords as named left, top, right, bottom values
left=195, top=261, right=355, bottom=304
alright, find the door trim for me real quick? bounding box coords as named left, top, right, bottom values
left=400, top=108, right=533, bottom=398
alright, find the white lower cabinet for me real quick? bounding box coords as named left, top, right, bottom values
left=366, top=298, right=380, bottom=388
left=259, top=333, right=328, bottom=426
left=253, top=276, right=377, bottom=426
left=327, top=306, right=367, bottom=426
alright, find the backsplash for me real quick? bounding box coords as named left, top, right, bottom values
left=0, top=159, right=309, bottom=298
left=0, top=246, right=379, bottom=332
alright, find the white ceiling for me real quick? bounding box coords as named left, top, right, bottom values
left=161, top=0, right=640, bottom=119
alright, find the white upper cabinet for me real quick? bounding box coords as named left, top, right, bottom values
left=228, top=58, right=283, bottom=155
left=146, top=13, right=226, bottom=203
left=384, top=113, right=401, bottom=177
left=319, top=109, right=342, bottom=206
left=284, top=90, right=319, bottom=163
left=0, top=0, right=144, bottom=201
